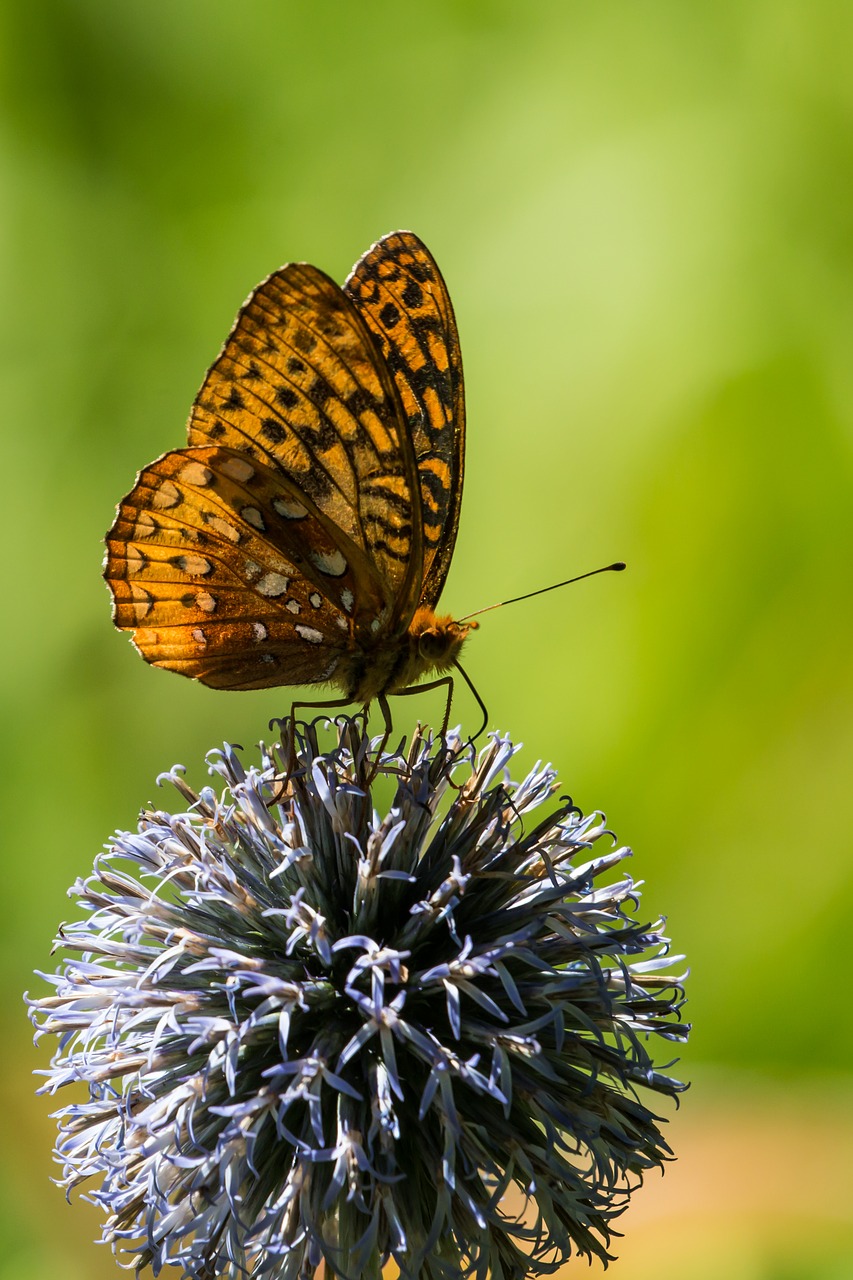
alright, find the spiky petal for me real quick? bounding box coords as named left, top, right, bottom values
left=28, top=721, right=688, bottom=1279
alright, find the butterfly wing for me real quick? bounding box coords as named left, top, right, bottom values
left=105, top=446, right=391, bottom=690
left=105, top=234, right=464, bottom=695
left=344, top=231, right=465, bottom=609
left=187, top=261, right=425, bottom=632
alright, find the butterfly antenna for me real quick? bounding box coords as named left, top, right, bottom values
left=458, top=562, right=626, bottom=622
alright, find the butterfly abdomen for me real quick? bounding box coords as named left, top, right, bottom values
left=336, top=608, right=473, bottom=704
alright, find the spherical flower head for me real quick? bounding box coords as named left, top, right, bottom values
left=29, top=720, right=688, bottom=1280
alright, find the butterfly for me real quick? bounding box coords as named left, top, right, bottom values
left=104, top=231, right=479, bottom=736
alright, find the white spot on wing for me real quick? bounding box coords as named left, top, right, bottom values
left=285, top=599, right=300, bottom=614
left=133, top=512, right=158, bottom=539
left=253, top=622, right=268, bottom=641
left=272, top=495, right=308, bottom=520
left=196, top=591, right=217, bottom=613
left=152, top=480, right=180, bottom=510
left=244, top=559, right=262, bottom=580
left=341, top=588, right=354, bottom=613
left=296, top=625, right=325, bottom=645
left=220, top=457, right=255, bottom=483
left=181, top=462, right=214, bottom=487
left=309, top=548, right=347, bottom=577
left=309, top=592, right=322, bottom=609
left=130, top=584, right=153, bottom=621
left=192, top=627, right=207, bottom=645
left=257, top=572, right=289, bottom=597
left=206, top=514, right=241, bottom=543
left=176, top=554, right=212, bottom=577
left=241, top=505, right=265, bottom=531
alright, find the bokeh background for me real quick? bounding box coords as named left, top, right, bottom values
left=2, top=2, right=852, bottom=1276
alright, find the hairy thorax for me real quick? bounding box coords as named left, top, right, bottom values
left=336, top=608, right=475, bottom=704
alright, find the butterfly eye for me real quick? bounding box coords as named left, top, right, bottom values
left=417, top=629, right=447, bottom=662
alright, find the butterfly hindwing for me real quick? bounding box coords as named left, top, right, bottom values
left=106, top=447, right=391, bottom=690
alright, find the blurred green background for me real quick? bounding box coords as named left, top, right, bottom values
left=2, top=1, right=851, bottom=1276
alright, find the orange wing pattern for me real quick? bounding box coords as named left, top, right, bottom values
left=188, top=262, right=424, bottom=623
left=104, top=232, right=465, bottom=694
left=345, top=232, right=465, bottom=608
left=107, top=447, right=390, bottom=690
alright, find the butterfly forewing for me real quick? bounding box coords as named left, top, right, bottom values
left=345, top=231, right=465, bottom=609
left=188, top=262, right=424, bottom=619
left=104, top=232, right=466, bottom=696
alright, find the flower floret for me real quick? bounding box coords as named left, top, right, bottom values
left=29, top=721, right=688, bottom=1280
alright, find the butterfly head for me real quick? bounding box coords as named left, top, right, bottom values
left=405, top=607, right=478, bottom=683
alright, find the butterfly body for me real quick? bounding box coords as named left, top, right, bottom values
left=105, top=232, right=470, bottom=712
left=335, top=608, right=473, bottom=704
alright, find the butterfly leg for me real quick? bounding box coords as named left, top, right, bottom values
left=271, top=696, right=360, bottom=800
left=452, top=660, right=489, bottom=742
left=392, top=662, right=489, bottom=786
left=288, top=695, right=355, bottom=726
left=390, top=675, right=456, bottom=735
left=364, top=692, right=395, bottom=784
left=391, top=663, right=488, bottom=737
left=387, top=676, right=472, bottom=789
left=349, top=685, right=455, bottom=786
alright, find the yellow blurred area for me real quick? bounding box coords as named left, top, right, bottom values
left=1, top=1, right=851, bottom=1276
left=486, top=1078, right=853, bottom=1280
left=585, top=1077, right=853, bottom=1280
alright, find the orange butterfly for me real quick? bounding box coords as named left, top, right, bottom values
left=104, top=232, right=478, bottom=734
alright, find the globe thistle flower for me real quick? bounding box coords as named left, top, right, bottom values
left=28, top=720, right=688, bottom=1279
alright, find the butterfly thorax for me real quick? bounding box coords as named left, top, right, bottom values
left=335, top=608, right=475, bottom=704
